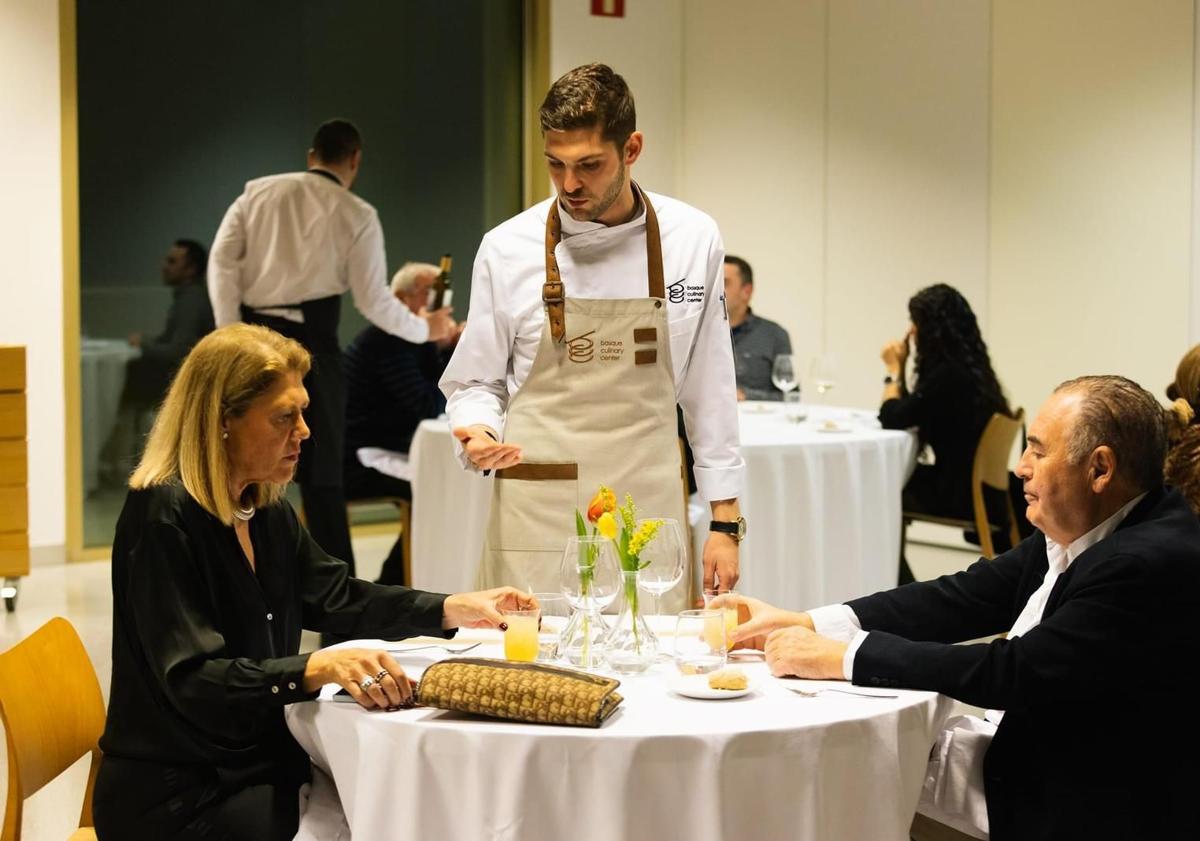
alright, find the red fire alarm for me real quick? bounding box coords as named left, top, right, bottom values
left=591, top=0, right=625, bottom=18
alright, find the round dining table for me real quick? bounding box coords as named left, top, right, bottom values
left=408, top=402, right=916, bottom=609
left=287, top=628, right=952, bottom=841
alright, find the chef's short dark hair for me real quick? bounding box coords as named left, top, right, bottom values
left=539, top=63, right=636, bottom=149
left=311, top=119, right=362, bottom=165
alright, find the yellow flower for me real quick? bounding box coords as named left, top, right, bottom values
left=628, top=519, right=663, bottom=557
left=587, top=486, right=616, bottom=523
left=596, top=511, right=618, bottom=540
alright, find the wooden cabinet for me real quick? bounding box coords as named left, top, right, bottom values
left=0, top=346, right=28, bottom=609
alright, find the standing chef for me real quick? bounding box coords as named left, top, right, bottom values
left=440, top=64, right=745, bottom=608
left=209, top=119, right=454, bottom=576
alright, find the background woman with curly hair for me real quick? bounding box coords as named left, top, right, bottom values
left=879, top=284, right=1012, bottom=583
left=1165, top=344, right=1200, bottom=514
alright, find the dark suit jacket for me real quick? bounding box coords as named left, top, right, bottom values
left=847, top=487, right=1200, bottom=841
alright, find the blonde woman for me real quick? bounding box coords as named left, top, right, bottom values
left=1166, top=344, right=1200, bottom=514
left=94, top=324, right=533, bottom=841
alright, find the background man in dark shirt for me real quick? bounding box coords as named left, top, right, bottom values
left=724, top=255, right=792, bottom=400
left=125, top=239, right=215, bottom=405
left=344, top=261, right=462, bottom=584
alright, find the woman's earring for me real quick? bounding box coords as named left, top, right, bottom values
left=222, top=431, right=229, bottom=440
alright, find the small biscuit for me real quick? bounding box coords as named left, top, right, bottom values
left=707, top=668, right=748, bottom=691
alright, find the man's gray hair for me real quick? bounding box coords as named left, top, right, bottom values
left=390, top=262, right=440, bottom=297
left=1054, top=375, right=1167, bottom=491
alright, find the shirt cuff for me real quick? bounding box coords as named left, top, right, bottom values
left=808, top=603, right=862, bottom=642
left=266, top=653, right=319, bottom=704
left=843, top=630, right=868, bottom=682
left=694, top=464, right=745, bottom=502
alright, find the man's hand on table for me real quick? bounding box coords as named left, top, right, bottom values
left=764, top=626, right=848, bottom=681
left=711, top=593, right=814, bottom=651
left=443, top=587, right=538, bottom=630
left=453, top=425, right=522, bottom=471
left=304, top=648, right=415, bottom=710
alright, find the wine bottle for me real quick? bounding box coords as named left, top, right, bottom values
left=432, top=253, right=452, bottom=310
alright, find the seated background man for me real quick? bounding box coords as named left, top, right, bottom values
left=719, top=375, right=1200, bottom=840
left=124, top=238, right=215, bottom=407
left=723, top=255, right=792, bottom=400
left=344, top=261, right=462, bottom=584
left=105, top=239, right=215, bottom=478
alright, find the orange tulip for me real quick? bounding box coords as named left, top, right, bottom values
left=586, top=486, right=616, bottom=523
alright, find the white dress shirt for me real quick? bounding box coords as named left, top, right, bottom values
left=439, top=190, right=745, bottom=502
left=207, top=171, right=429, bottom=343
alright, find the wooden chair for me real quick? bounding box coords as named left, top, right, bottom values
left=346, top=497, right=412, bottom=586
left=904, top=409, right=1024, bottom=559
left=0, top=617, right=104, bottom=841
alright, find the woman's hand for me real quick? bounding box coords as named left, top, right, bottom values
left=442, top=587, right=538, bottom=630
left=303, top=648, right=415, bottom=710
left=709, top=593, right=813, bottom=651
left=880, top=338, right=908, bottom=369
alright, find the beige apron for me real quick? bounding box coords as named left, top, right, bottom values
left=479, top=185, right=690, bottom=612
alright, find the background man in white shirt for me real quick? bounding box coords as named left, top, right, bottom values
left=208, top=119, right=453, bottom=576
left=440, top=64, right=745, bottom=602
left=715, top=375, right=1200, bottom=840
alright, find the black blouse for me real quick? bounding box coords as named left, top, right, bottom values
left=879, top=365, right=996, bottom=511
left=99, top=483, right=450, bottom=785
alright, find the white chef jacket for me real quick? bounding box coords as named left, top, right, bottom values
left=207, top=170, right=429, bottom=343
left=440, top=190, right=745, bottom=502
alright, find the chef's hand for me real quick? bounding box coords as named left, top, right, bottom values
left=453, top=425, right=522, bottom=471
left=443, top=587, right=538, bottom=629
left=765, top=626, right=848, bottom=681
left=303, top=648, right=415, bottom=710
left=702, top=532, right=740, bottom=594
left=422, top=307, right=455, bottom=342
left=709, top=593, right=813, bottom=651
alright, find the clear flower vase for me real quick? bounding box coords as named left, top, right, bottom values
left=560, top=607, right=609, bottom=670
left=603, top=570, right=658, bottom=673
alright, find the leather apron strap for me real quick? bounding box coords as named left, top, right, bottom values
left=543, top=183, right=665, bottom=343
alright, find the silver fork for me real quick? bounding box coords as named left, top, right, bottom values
left=387, top=642, right=482, bottom=655
left=789, top=687, right=898, bottom=699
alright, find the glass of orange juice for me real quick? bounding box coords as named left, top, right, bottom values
left=703, top=589, right=740, bottom=651
left=502, top=607, right=539, bottom=662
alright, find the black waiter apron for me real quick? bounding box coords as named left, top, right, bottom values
left=242, top=295, right=344, bottom=488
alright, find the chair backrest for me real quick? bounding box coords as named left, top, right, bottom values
left=0, top=617, right=105, bottom=841
left=972, top=409, right=1025, bottom=492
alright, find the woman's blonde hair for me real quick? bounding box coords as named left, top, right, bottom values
left=130, top=323, right=311, bottom=525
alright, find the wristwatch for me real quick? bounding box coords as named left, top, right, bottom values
left=709, top=516, right=747, bottom=543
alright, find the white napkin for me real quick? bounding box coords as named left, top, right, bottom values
left=294, top=765, right=352, bottom=841
left=917, top=714, right=994, bottom=839
left=355, top=447, right=412, bottom=482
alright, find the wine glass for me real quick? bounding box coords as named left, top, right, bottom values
left=810, top=353, right=837, bottom=405
left=636, top=518, right=685, bottom=622
left=771, top=354, right=799, bottom=403
left=559, top=536, right=619, bottom=668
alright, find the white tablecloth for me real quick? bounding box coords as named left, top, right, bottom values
left=409, top=405, right=915, bottom=608
left=81, top=338, right=139, bottom=495
left=287, top=629, right=952, bottom=841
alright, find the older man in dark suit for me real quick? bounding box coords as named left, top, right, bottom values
left=718, top=375, right=1200, bottom=841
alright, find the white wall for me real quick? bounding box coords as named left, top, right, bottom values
left=989, top=0, right=1193, bottom=416
left=0, top=0, right=65, bottom=549
left=549, top=0, right=683, bottom=196
left=552, top=0, right=1198, bottom=416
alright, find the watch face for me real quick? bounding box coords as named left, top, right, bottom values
left=736, top=517, right=746, bottom=539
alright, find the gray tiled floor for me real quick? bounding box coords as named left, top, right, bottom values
left=0, top=528, right=974, bottom=840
